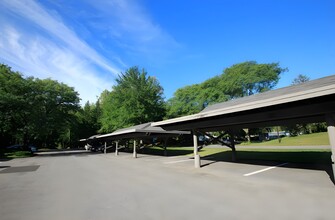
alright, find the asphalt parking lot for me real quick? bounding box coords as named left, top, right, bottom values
left=1, top=150, right=335, bottom=220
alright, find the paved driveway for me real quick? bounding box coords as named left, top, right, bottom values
left=0, top=151, right=334, bottom=220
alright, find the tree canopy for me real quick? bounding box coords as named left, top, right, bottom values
left=221, top=61, right=286, bottom=98
left=291, top=74, right=310, bottom=85
left=0, top=64, right=80, bottom=148
left=99, top=67, right=166, bottom=132
left=74, top=100, right=102, bottom=140
left=166, top=61, right=287, bottom=118
left=284, top=74, right=326, bottom=136
left=0, top=61, right=292, bottom=148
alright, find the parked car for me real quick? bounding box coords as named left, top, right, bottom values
left=29, top=145, right=37, bottom=152
left=89, top=144, right=104, bottom=152
left=4, top=144, right=37, bottom=152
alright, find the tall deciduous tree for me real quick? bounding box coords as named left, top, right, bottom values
left=166, top=61, right=287, bottom=118
left=285, top=74, right=326, bottom=136
left=166, top=84, right=203, bottom=118
left=100, top=67, right=165, bottom=132
left=221, top=61, right=287, bottom=99
left=75, top=100, right=102, bottom=140
left=0, top=64, right=29, bottom=146
left=33, top=78, right=80, bottom=147
left=291, top=74, right=310, bottom=85
left=0, top=64, right=80, bottom=148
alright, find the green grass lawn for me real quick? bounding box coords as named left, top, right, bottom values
left=139, top=146, right=331, bottom=164
left=199, top=148, right=331, bottom=164
left=240, top=132, right=330, bottom=146
left=0, top=150, right=33, bottom=159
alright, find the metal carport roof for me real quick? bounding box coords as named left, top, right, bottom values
left=95, top=122, right=190, bottom=157
left=151, top=75, right=335, bottom=175
left=152, top=74, right=335, bottom=131
left=97, top=122, right=190, bottom=140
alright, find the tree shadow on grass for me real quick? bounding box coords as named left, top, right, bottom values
left=201, top=150, right=334, bottom=184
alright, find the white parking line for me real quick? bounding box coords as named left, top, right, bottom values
left=164, top=159, right=192, bottom=164
left=243, top=162, right=288, bottom=177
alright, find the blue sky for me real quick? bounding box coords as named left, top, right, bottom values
left=1, top=0, right=334, bottom=104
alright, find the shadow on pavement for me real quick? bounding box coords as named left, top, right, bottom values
left=138, top=147, right=193, bottom=157
left=0, top=158, right=13, bottom=162
left=200, top=150, right=334, bottom=184
left=34, top=149, right=92, bottom=157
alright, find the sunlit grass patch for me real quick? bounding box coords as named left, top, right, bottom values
left=196, top=147, right=331, bottom=164
left=241, top=132, right=330, bottom=146
left=2, top=150, right=33, bottom=158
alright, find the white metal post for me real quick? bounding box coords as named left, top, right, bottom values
left=326, top=115, right=335, bottom=179
left=229, top=132, right=237, bottom=162
left=115, top=141, right=119, bottom=156
left=133, top=140, right=137, bottom=158
left=104, top=142, right=107, bottom=154
left=193, top=130, right=201, bottom=168
left=164, top=138, right=168, bottom=156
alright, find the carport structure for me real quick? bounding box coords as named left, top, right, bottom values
left=97, top=122, right=190, bottom=157
left=152, top=75, right=335, bottom=177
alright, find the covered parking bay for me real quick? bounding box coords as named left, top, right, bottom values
left=96, top=122, right=190, bottom=157
left=152, top=75, right=335, bottom=178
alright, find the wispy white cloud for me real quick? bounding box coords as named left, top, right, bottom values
left=84, top=0, right=181, bottom=61
left=0, top=25, right=113, bottom=104
left=1, top=0, right=121, bottom=75
left=0, top=0, right=121, bottom=104
left=0, top=0, right=180, bottom=103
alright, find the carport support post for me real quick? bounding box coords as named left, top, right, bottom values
left=229, top=132, right=237, bottom=162
left=115, top=141, right=119, bottom=156
left=326, top=114, right=335, bottom=178
left=193, top=130, right=201, bottom=168
left=163, top=138, right=168, bottom=156
left=104, top=142, right=107, bottom=154
left=133, top=140, right=137, bottom=158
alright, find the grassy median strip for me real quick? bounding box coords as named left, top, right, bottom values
left=0, top=150, right=33, bottom=159
left=241, top=132, right=330, bottom=146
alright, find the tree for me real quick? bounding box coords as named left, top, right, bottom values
left=166, top=84, right=203, bottom=118
left=166, top=61, right=287, bottom=118
left=75, top=100, right=102, bottom=140
left=30, top=78, right=80, bottom=148
left=100, top=67, right=165, bottom=132
left=285, top=74, right=326, bottom=136
left=220, top=61, right=287, bottom=99
left=292, top=74, right=310, bottom=85
left=0, top=63, right=80, bottom=148
left=0, top=64, right=29, bottom=146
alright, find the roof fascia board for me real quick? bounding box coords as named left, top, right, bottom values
left=98, top=129, right=137, bottom=139
left=135, top=129, right=190, bottom=134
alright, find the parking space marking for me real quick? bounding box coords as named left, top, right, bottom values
left=243, top=162, right=288, bottom=177
left=164, top=159, right=192, bottom=164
